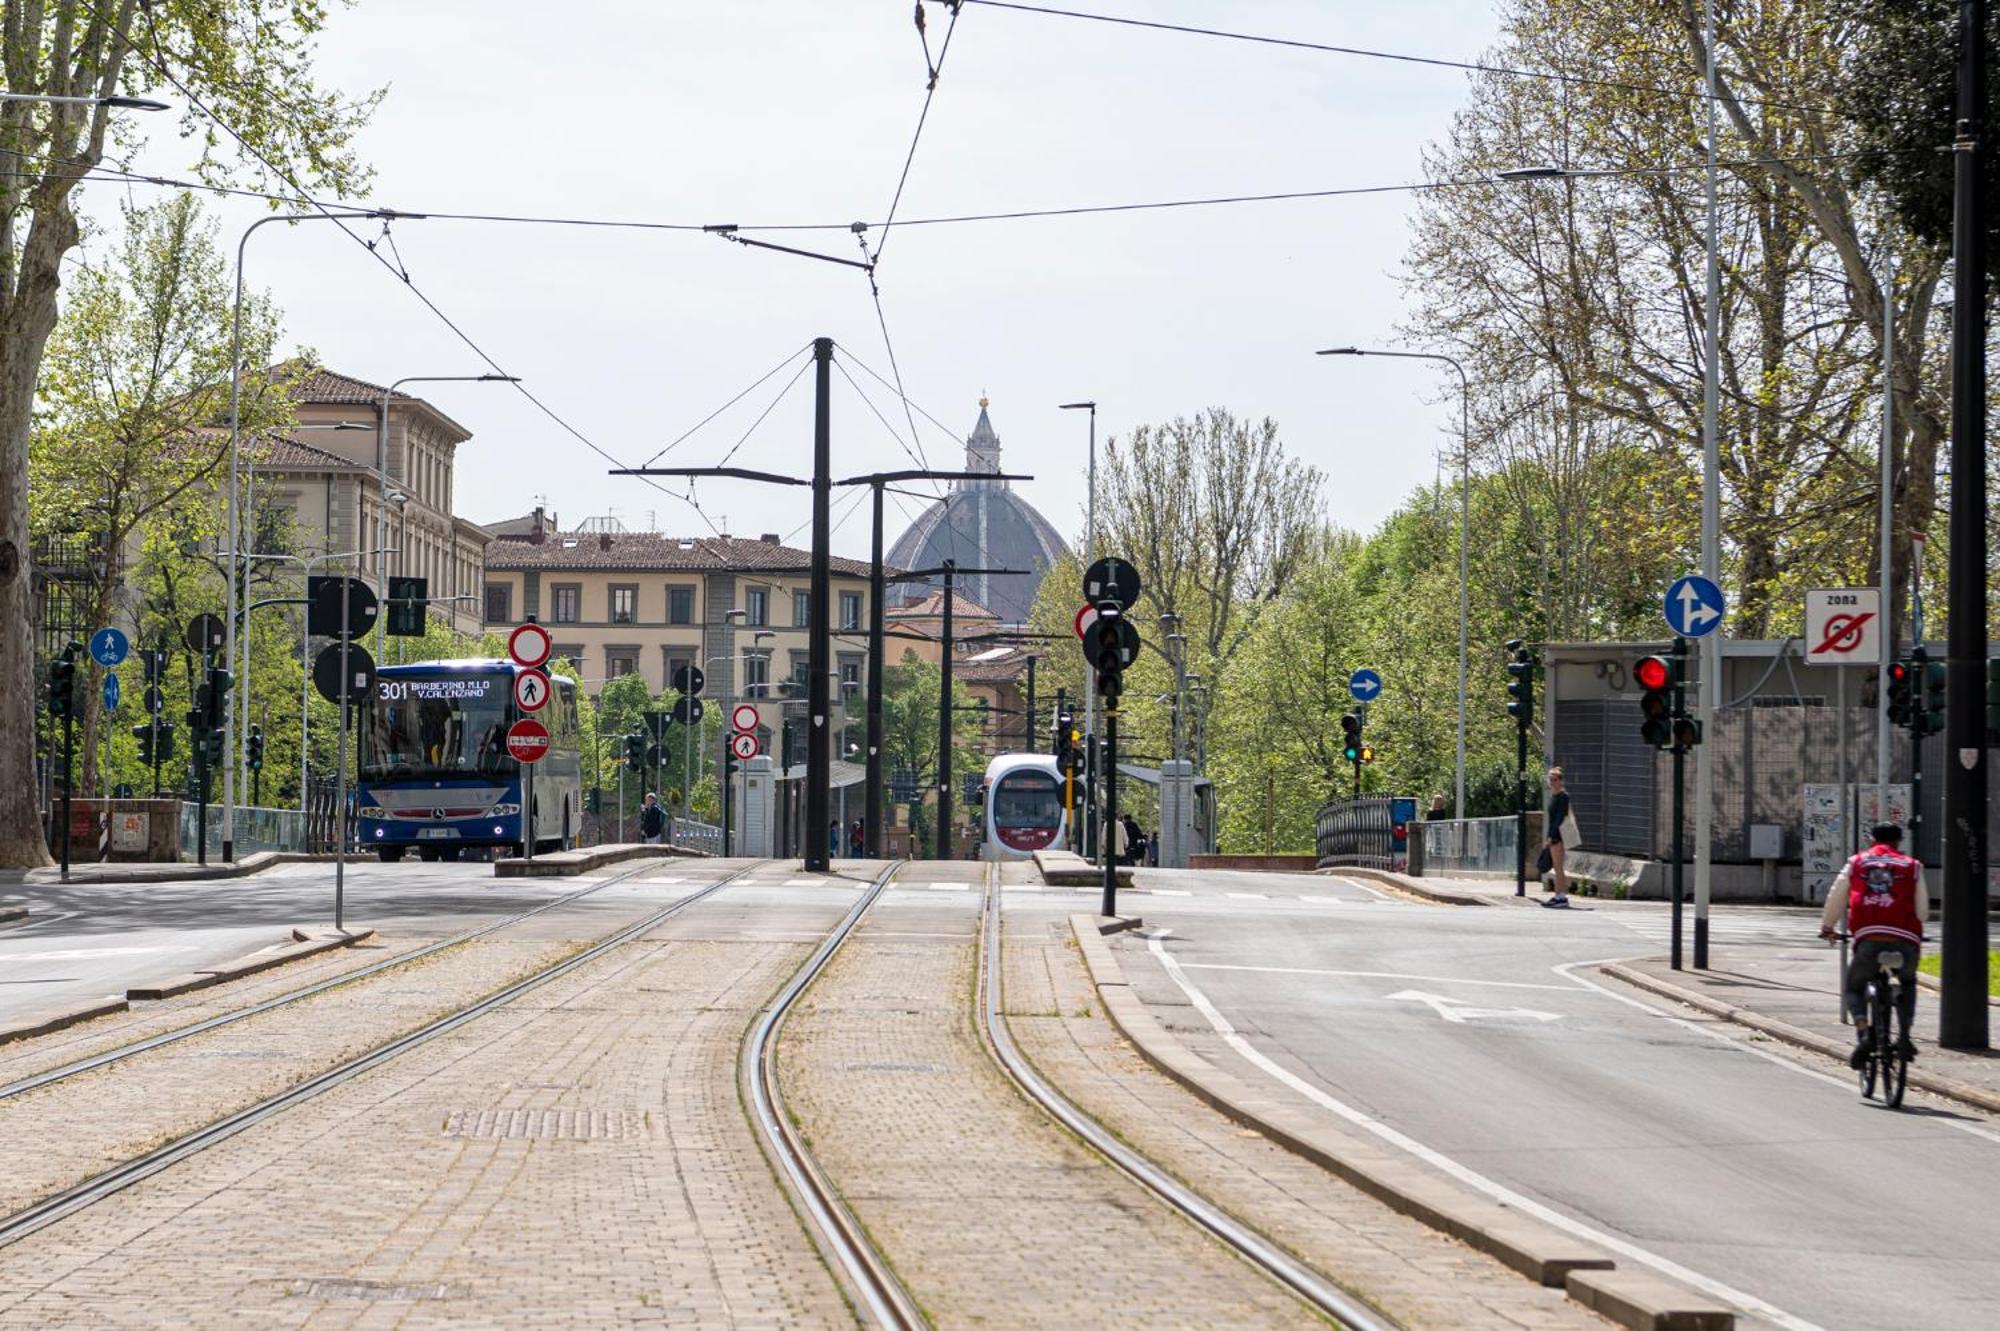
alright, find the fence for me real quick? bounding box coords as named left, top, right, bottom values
left=1418, top=816, right=1523, bottom=877
left=1314, top=797, right=1397, bottom=869
left=178, top=802, right=310, bottom=860
left=673, top=818, right=723, bottom=856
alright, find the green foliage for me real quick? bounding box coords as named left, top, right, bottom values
left=878, top=648, right=982, bottom=844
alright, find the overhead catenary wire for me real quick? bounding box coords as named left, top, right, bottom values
left=640, top=342, right=816, bottom=468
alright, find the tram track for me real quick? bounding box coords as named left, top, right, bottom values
left=742, top=860, right=925, bottom=1331
left=0, top=856, right=717, bottom=1103
left=975, top=864, right=1395, bottom=1331
left=0, top=858, right=770, bottom=1253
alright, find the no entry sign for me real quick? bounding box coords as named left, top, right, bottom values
left=508, top=622, right=552, bottom=669
left=505, top=718, right=551, bottom=764
left=731, top=703, right=759, bottom=732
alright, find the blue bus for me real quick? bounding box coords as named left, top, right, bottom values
left=357, top=659, right=583, bottom=861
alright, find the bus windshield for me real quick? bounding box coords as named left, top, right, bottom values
left=363, top=672, right=514, bottom=781
left=993, top=771, right=1061, bottom=827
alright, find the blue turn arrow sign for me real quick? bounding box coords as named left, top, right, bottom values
left=1663, top=575, right=1726, bottom=639
left=1348, top=668, right=1383, bottom=702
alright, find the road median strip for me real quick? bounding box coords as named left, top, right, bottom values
left=493, top=842, right=707, bottom=878
left=1600, top=961, right=2000, bottom=1117
left=1072, top=916, right=1736, bottom=1331
left=126, top=928, right=377, bottom=1003
left=0, top=997, right=130, bottom=1049
left=1030, top=848, right=1132, bottom=888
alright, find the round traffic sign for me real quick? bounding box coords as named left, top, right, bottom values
left=1349, top=668, right=1383, bottom=702
left=731, top=703, right=759, bottom=732
left=1082, top=556, right=1142, bottom=610
left=672, top=695, right=705, bottom=726
left=1663, top=574, right=1726, bottom=639
left=144, top=684, right=164, bottom=713
left=1073, top=604, right=1099, bottom=641
left=185, top=612, right=225, bottom=654
left=646, top=743, right=664, bottom=768
left=730, top=731, right=760, bottom=760
left=312, top=643, right=377, bottom=705
left=512, top=668, right=551, bottom=712
left=506, top=718, right=551, bottom=764
left=507, top=622, right=553, bottom=669
left=673, top=663, right=705, bottom=697
left=90, top=627, right=129, bottom=668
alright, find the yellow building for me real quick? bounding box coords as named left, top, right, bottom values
left=481, top=514, right=877, bottom=720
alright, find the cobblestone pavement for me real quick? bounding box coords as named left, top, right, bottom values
left=997, top=873, right=1609, bottom=1329
left=0, top=879, right=857, bottom=1328
left=778, top=863, right=1315, bottom=1329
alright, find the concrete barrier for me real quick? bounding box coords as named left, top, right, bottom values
left=492, top=842, right=708, bottom=878
left=1187, top=854, right=1318, bottom=872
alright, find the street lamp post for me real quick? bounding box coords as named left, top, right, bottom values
left=1318, top=347, right=1471, bottom=819
left=222, top=207, right=404, bottom=861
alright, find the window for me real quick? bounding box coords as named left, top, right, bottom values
left=610, top=584, right=638, bottom=624
left=745, top=587, right=768, bottom=626
left=744, top=652, right=770, bottom=688
left=551, top=584, right=581, bottom=624
left=666, top=653, right=693, bottom=693
left=791, top=653, right=811, bottom=689
left=667, top=585, right=695, bottom=625
left=840, top=659, right=861, bottom=688
left=552, top=644, right=584, bottom=672
left=793, top=589, right=811, bottom=628
left=840, top=591, right=862, bottom=630
left=606, top=648, right=639, bottom=678
left=484, top=583, right=511, bottom=624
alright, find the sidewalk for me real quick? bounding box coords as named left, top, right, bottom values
left=1608, top=947, right=2000, bottom=1114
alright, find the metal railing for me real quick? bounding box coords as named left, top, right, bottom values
left=1418, top=816, right=1521, bottom=877
left=1314, top=797, right=1396, bottom=869
left=674, top=819, right=723, bottom=856
left=180, top=802, right=308, bottom=860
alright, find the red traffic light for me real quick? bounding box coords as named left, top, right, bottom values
left=1634, top=656, right=1671, bottom=691
left=1887, top=661, right=1911, bottom=683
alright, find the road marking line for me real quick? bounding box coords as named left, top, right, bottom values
left=1143, top=888, right=1191, bottom=896
left=926, top=883, right=971, bottom=891
left=1178, top=963, right=1574, bottom=991
left=1297, top=896, right=1347, bottom=906
left=0, top=910, right=76, bottom=935
left=1226, top=892, right=1267, bottom=900
left=1554, top=957, right=2000, bottom=1148
left=1147, top=934, right=1822, bottom=1331
left=783, top=878, right=820, bottom=887
left=1324, top=875, right=1398, bottom=902
left=0, top=945, right=187, bottom=962
left=1004, top=884, right=1044, bottom=892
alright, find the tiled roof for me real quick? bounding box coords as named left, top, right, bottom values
left=887, top=589, right=1001, bottom=621
left=249, top=435, right=366, bottom=470
left=956, top=652, right=1032, bottom=684
left=484, top=531, right=879, bottom=578
left=289, top=366, right=392, bottom=404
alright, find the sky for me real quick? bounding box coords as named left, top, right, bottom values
left=79, top=0, right=1507, bottom=563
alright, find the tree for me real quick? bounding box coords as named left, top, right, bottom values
left=29, top=194, right=291, bottom=791
left=878, top=648, right=980, bottom=848
left=3, top=1, right=377, bottom=864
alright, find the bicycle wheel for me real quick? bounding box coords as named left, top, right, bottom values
left=1886, top=983, right=1911, bottom=1108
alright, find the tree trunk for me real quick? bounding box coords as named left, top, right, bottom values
left=0, top=203, right=80, bottom=868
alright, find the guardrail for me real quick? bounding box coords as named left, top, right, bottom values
left=1418, top=815, right=1522, bottom=877
left=1314, top=797, right=1397, bottom=869
left=673, top=819, right=723, bottom=856
left=179, top=803, right=308, bottom=860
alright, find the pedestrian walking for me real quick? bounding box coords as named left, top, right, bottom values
left=1120, top=813, right=1147, bottom=867
left=849, top=819, right=864, bottom=857
left=637, top=792, right=666, bottom=845
left=828, top=820, right=842, bottom=858
left=1540, top=767, right=1580, bottom=908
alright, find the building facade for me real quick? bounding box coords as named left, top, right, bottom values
left=481, top=521, right=878, bottom=728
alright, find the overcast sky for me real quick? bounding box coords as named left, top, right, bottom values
left=82, top=0, right=1506, bottom=562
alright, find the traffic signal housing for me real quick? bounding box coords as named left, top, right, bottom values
left=247, top=726, right=265, bottom=772
left=1921, top=658, right=1947, bottom=737
left=1505, top=643, right=1535, bottom=727
left=204, top=667, right=234, bottom=724
left=1340, top=711, right=1362, bottom=763
left=48, top=652, right=76, bottom=720
left=386, top=575, right=428, bottom=637
left=624, top=733, right=646, bottom=774
left=1635, top=654, right=1674, bottom=748
left=1887, top=659, right=1915, bottom=727
left=134, top=723, right=155, bottom=765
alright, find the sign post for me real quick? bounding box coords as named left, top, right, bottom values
left=1663, top=574, right=1726, bottom=969
left=508, top=621, right=553, bottom=860
left=1083, top=558, right=1143, bottom=916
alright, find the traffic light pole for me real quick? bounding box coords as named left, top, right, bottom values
left=59, top=668, right=73, bottom=885
left=1513, top=709, right=1527, bottom=898
left=1102, top=701, right=1119, bottom=918
left=1671, top=650, right=1688, bottom=972
left=936, top=560, right=956, bottom=862
left=804, top=337, right=834, bottom=874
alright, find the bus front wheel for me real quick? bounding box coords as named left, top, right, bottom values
left=378, top=847, right=406, bottom=863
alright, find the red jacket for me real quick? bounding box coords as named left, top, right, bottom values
left=1845, top=845, right=1925, bottom=945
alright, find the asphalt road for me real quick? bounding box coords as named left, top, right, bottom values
left=1111, top=868, right=2000, bottom=1331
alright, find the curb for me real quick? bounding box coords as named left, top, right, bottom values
left=0, top=996, right=130, bottom=1048
left=1914, top=970, right=2000, bottom=1007
left=493, top=843, right=706, bottom=878
left=1032, top=849, right=1133, bottom=888
left=1317, top=865, right=1499, bottom=907
left=1071, top=917, right=1736, bottom=1331
left=1599, top=962, right=2000, bottom=1117
left=11, top=851, right=347, bottom=886
left=127, top=928, right=377, bottom=1005
left=0, top=908, right=26, bottom=926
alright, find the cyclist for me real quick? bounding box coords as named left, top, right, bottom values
left=1818, top=822, right=1928, bottom=1069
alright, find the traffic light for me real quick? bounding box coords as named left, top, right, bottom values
left=587, top=788, right=603, bottom=815
left=386, top=575, right=428, bottom=637
left=48, top=651, right=76, bottom=720
left=1635, top=654, right=1674, bottom=748
left=624, top=733, right=646, bottom=774
left=157, top=723, right=176, bottom=763
left=134, top=723, right=155, bottom=765
left=1887, top=658, right=1915, bottom=727
left=1922, top=658, right=1948, bottom=737
left=1340, top=712, right=1362, bottom=763
left=202, top=726, right=225, bottom=767
left=1988, top=658, right=2000, bottom=741
left=136, top=722, right=176, bottom=765
left=1089, top=604, right=1130, bottom=699
left=141, top=648, right=167, bottom=684
left=1359, top=744, right=1375, bottom=765
left=247, top=725, right=265, bottom=772
left=1505, top=641, right=1535, bottom=727
left=204, top=667, right=234, bottom=723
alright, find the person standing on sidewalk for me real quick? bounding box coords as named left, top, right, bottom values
left=637, top=793, right=666, bottom=845
left=1541, top=768, right=1577, bottom=908
left=1819, top=822, right=1927, bottom=1068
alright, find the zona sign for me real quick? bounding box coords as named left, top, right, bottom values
left=505, top=718, right=551, bottom=764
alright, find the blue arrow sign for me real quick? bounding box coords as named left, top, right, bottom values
left=1663, top=575, right=1726, bottom=639
left=89, top=627, right=129, bottom=668
left=102, top=671, right=120, bottom=711
left=1349, top=668, right=1384, bottom=702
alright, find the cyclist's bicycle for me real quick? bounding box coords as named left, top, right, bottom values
left=1833, top=932, right=1912, bottom=1108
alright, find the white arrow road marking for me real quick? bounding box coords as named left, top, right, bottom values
left=1387, top=989, right=1562, bottom=1023
left=1145, top=932, right=1820, bottom=1331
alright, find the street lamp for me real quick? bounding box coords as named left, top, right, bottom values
left=1319, top=346, right=1472, bottom=820
left=373, top=373, right=519, bottom=660
left=0, top=92, right=170, bottom=111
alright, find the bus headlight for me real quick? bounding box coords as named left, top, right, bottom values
left=374, top=827, right=385, bottom=838
left=489, top=803, right=520, bottom=817
left=358, top=805, right=387, bottom=819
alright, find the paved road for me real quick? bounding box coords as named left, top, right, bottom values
left=1111, top=868, right=2000, bottom=1331
left=0, top=859, right=683, bottom=1021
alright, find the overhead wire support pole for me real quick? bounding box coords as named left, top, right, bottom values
left=805, top=338, right=835, bottom=873
left=1693, top=0, right=1723, bottom=972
